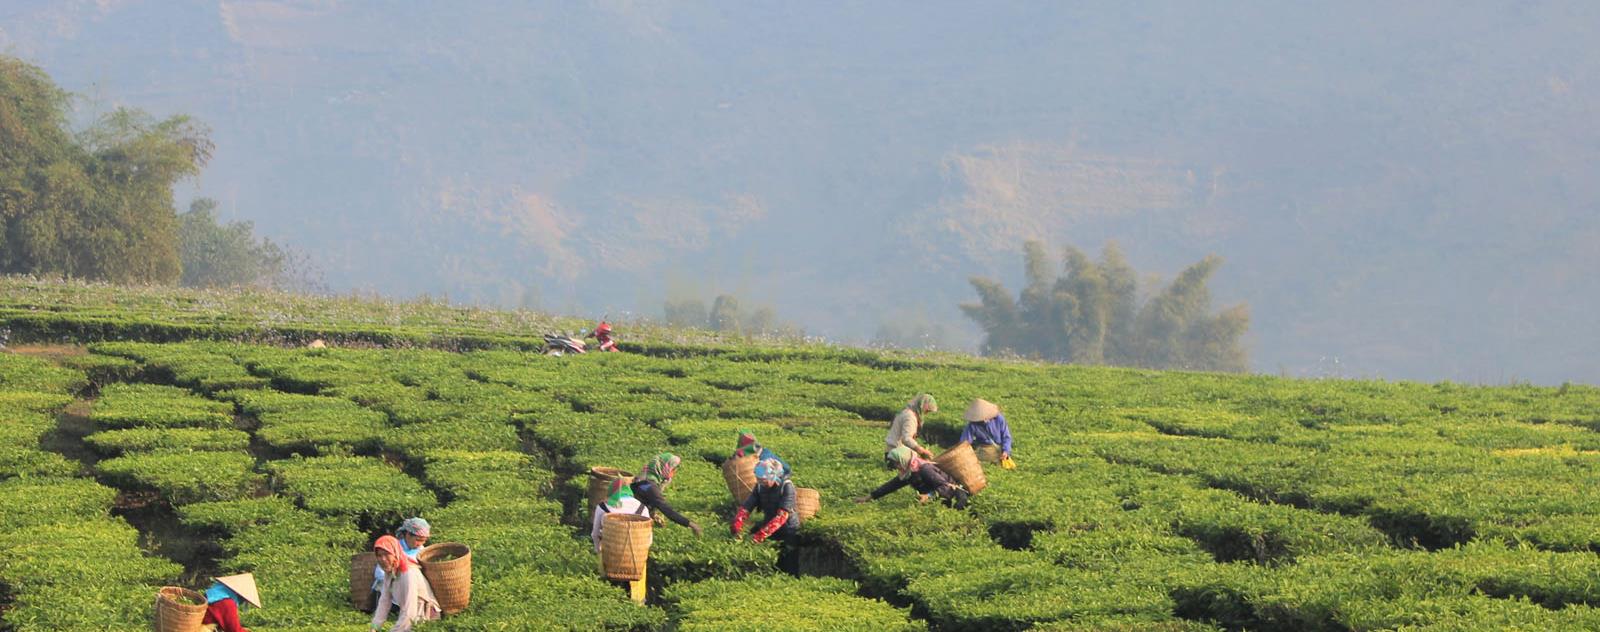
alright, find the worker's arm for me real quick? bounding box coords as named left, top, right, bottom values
left=634, top=480, right=693, bottom=527
left=868, top=476, right=911, bottom=500
left=752, top=509, right=790, bottom=544
left=369, top=575, right=391, bottom=630
left=994, top=414, right=1013, bottom=455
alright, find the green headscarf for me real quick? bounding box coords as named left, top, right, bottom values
left=887, top=445, right=925, bottom=480
left=733, top=429, right=761, bottom=458
left=603, top=477, right=635, bottom=507
left=639, top=452, right=681, bottom=488
left=908, top=393, right=938, bottom=415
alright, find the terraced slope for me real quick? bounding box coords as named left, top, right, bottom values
left=3, top=281, right=1600, bottom=629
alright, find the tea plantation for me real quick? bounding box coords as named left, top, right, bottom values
left=3, top=278, right=1600, bottom=630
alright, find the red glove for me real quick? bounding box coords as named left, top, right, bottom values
left=751, top=509, right=790, bottom=544
left=731, top=507, right=749, bottom=537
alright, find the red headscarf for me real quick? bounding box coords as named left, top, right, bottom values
left=374, top=535, right=409, bottom=573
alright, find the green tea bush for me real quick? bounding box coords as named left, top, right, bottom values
left=433, top=572, right=667, bottom=631
left=97, top=450, right=260, bottom=504
left=269, top=455, right=437, bottom=524
left=90, top=382, right=234, bottom=429
left=84, top=426, right=251, bottom=455
left=665, top=575, right=924, bottom=631
left=0, top=352, right=88, bottom=392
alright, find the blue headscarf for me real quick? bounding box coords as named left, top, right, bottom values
left=754, top=458, right=786, bottom=484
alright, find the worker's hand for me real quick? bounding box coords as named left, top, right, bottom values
left=688, top=521, right=704, bottom=537
left=917, top=447, right=934, bottom=459
left=917, top=493, right=931, bottom=504
left=853, top=496, right=871, bottom=504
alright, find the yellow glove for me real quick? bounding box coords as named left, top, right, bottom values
left=1000, top=455, right=1016, bottom=470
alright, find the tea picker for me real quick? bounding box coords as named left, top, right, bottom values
left=886, top=394, right=938, bottom=460
left=958, top=398, right=1016, bottom=469
left=731, top=458, right=801, bottom=546
left=593, top=478, right=652, bottom=603
left=590, top=320, right=621, bottom=352
left=200, top=573, right=261, bottom=632
left=370, top=535, right=442, bottom=631
left=370, top=517, right=430, bottom=606
left=855, top=446, right=970, bottom=509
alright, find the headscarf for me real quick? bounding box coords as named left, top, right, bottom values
left=733, top=429, right=761, bottom=458
left=887, top=446, right=929, bottom=480
left=908, top=393, right=938, bottom=416
left=395, top=517, right=431, bottom=539
left=604, top=477, right=635, bottom=507
left=374, top=535, right=410, bottom=573
left=639, top=453, right=681, bottom=488
left=753, top=458, right=786, bottom=484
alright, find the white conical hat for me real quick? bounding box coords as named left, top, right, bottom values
left=963, top=399, right=1001, bottom=422
left=215, top=573, right=262, bottom=608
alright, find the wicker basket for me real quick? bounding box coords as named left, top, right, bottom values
left=795, top=487, right=821, bottom=521
left=587, top=466, right=634, bottom=513
left=600, top=513, right=653, bottom=581
left=349, top=552, right=377, bottom=610
left=721, top=454, right=757, bottom=504
left=418, top=542, right=472, bottom=615
left=934, top=443, right=987, bottom=494
left=153, top=586, right=206, bottom=632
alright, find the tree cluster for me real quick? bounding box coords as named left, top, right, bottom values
left=1, top=56, right=298, bottom=289
left=961, top=241, right=1249, bottom=372
left=663, top=294, right=799, bottom=337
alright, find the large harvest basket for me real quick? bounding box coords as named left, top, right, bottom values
left=721, top=454, right=757, bottom=504
left=795, top=487, right=821, bottom=520
left=601, top=513, right=653, bottom=581
left=934, top=443, right=987, bottom=494
left=153, top=586, right=206, bottom=632
left=418, top=542, right=472, bottom=615
left=349, top=552, right=377, bottom=610
left=588, top=466, right=634, bottom=513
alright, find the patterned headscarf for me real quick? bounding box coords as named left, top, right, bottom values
left=753, top=458, right=786, bottom=484
left=733, top=429, right=761, bottom=458
left=604, top=476, right=635, bottom=507
left=374, top=535, right=410, bottom=573
left=639, top=453, right=681, bottom=488
left=395, top=517, right=431, bottom=539
left=887, top=446, right=929, bottom=480
left=908, top=394, right=938, bottom=416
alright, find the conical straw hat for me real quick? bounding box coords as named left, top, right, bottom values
left=963, top=399, right=1001, bottom=422
left=215, top=573, right=262, bottom=608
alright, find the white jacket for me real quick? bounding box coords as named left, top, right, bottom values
left=370, top=565, right=440, bottom=632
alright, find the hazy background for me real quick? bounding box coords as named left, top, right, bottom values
left=4, top=1, right=1596, bottom=384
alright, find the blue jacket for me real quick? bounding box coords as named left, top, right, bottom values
left=958, top=413, right=1013, bottom=454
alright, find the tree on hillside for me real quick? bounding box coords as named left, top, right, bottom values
left=962, top=241, right=1249, bottom=371
left=178, top=198, right=289, bottom=288
left=0, top=55, right=211, bottom=283
left=661, top=292, right=800, bottom=336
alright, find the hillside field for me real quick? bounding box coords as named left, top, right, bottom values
left=2, top=278, right=1600, bottom=630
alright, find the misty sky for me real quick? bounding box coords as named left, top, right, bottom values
left=3, top=1, right=1597, bottom=384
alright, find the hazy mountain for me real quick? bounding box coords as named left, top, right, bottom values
left=5, top=1, right=1597, bottom=383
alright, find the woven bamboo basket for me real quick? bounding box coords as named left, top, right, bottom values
left=795, top=487, right=821, bottom=521
left=934, top=443, right=987, bottom=494
left=153, top=586, right=206, bottom=632
left=721, top=454, right=757, bottom=504
left=418, top=542, right=472, bottom=615
left=600, top=513, right=653, bottom=581
left=349, top=552, right=377, bottom=610
left=587, top=466, right=633, bottom=513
